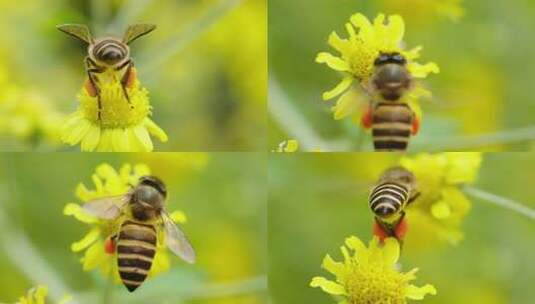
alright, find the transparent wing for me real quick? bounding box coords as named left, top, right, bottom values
left=56, top=24, right=93, bottom=44
left=82, top=193, right=130, bottom=220
left=161, top=211, right=196, bottom=264
left=123, top=24, right=156, bottom=44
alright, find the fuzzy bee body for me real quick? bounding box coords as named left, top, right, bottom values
left=369, top=167, right=419, bottom=241
left=82, top=175, right=196, bottom=292
left=369, top=180, right=410, bottom=220
left=372, top=102, right=414, bottom=151
left=117, top=219, right=158, bottom=292
left=367, top=52, right=417, bottom=152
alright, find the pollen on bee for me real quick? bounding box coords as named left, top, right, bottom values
left=84, top=79, right=97, bottom=97
left=126, top=67, right=137, bottom=89
left=104, top=237, right=116, bottom=255
left=372, top=221, right=389, bottom=242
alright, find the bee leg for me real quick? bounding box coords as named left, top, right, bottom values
left=361, top=103, right=373, bottom=129
left=411, top=112, right=420, bottom=135
left=104, top=234, right=118, bottom=255
left=85, top=57, right=105, bottom=120
left=117, top=59, right=134, bottom=109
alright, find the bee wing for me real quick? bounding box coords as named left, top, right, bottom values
left=82, top=193, right=130, bottom=220
left=56, top=24, right=93, bottom=44
left=161, top=210, right=196, bottom=264
left=123, top=24, right=156, bottom=44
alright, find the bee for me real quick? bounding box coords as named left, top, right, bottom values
left=361, top=52, right=420, bottom=151
left=56, top=23, right=156, bottom=120
left=369, top=167, right=420, bottom=242
left=82, top=175, right=196, bottom=292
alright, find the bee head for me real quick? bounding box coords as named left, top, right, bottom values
left=379, top=166, right=415, bottom=186
left=138, top=175, right=167, bottom=198
left=92, top=39, right=129, bottom=65
left=372, top=53, right=411, bottom=101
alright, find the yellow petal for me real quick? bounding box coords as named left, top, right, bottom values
left=284, top=139, right=299, bottom=152
left=145, top=118, right=168, bottom=143
left=345, top=235, right=368, bottom=265
left=63, top=203, right=97, bottom=223
left=405, top=284, right=437, bottom=300
left=150, top=249, right=170, bottom=277
left=349, top=13, right=373, bottom=41
left=327, top=31, right=348, bottom=53
left=134, top=163, right=151, bottom=177
left=332, top=89, right=365, bottom=120
left=170, top=210, right=187, bottom=224
left=316, top=52, right=350, bottom=72
left=82, top=241, right=106, bottom=271
left=382, top=238, right=400, bottom=267
left=71, top=227, right=101, bottom=252
left=80, top=124, right=100, bottom=151
left=384, top=15, right=405, bottom=45
left=322, top=76, right=353, bottom=101
left=444, top=153, right=483, bottom=184
left=75, top=183, right=95, bottom=201
left=321, top=254, right=345, bottom=278
left=111, top=128, right=130, bottom=152
left=310, top=277, right=346, bottom=295
left=431, top=200, right=451, bottom=219
left=404, top=46, right=422, bottom=60
left=96, top=129, right=114, bottom=152
left=35, top=285, right=48, bottom=304
left=133, top=125, right=153, bottom=152
left=408, top=62, right=440, bottom=78
left=62, top=117, right=91, bottom=145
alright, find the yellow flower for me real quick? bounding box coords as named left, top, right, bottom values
left=15, top=285, right=47, bottom=304
left=273, top=139, right=299, bottom=152
left=310, top=236, right=436, bottom=303
left=63, top=163, right=187, bottom=282
left=316, top=13, right=438, bottom=122
left=11, top=285, right=72, bottom=304
left=0, top=65, right=64, bottom=147
left=400, top=153, right=483, bottom=245
left=61, top=69, right=168, bottom=152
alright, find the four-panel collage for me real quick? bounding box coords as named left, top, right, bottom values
left=0, top=1, right=534, bottom=304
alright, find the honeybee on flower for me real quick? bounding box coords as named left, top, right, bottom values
left=57, top=24, right=167, bottom=152
left=316, top=13, right=439, bottom=151
left=63, top=163, right=192, bottom=291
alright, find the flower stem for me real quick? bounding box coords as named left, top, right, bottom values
left=463, top=185, right=535, bottom=220
left=414, top=125, right=535, bottom=151
left=0, top=204, right=79, bottom=303
left=269, top=76, right=353, bottom=151
left=142, top=0, right=242, bottom=73
left=102, top=273, right=115, bottom=304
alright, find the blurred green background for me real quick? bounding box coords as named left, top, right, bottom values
left=0, top=0, right=266, bottom=151
left=269, top=0, right=535, bottom=151
left=0, top=153, right=266, bottom=303
left=268, top=153, right=535, bottom=303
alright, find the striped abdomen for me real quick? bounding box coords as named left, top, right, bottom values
left=372, top=102, right=413, bottom=151
left=369, top=182, right=409, bottom=219
left=117, top=219, right=157, bottom=292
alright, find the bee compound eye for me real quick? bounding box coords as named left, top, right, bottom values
left=374, top=54, right=390, bottom=65
left=392, top=54, right=406, bottom=64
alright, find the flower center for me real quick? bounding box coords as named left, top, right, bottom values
left=79, top=70, right=151, bottom=128
left=345, top=263, right=407, bottom=304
